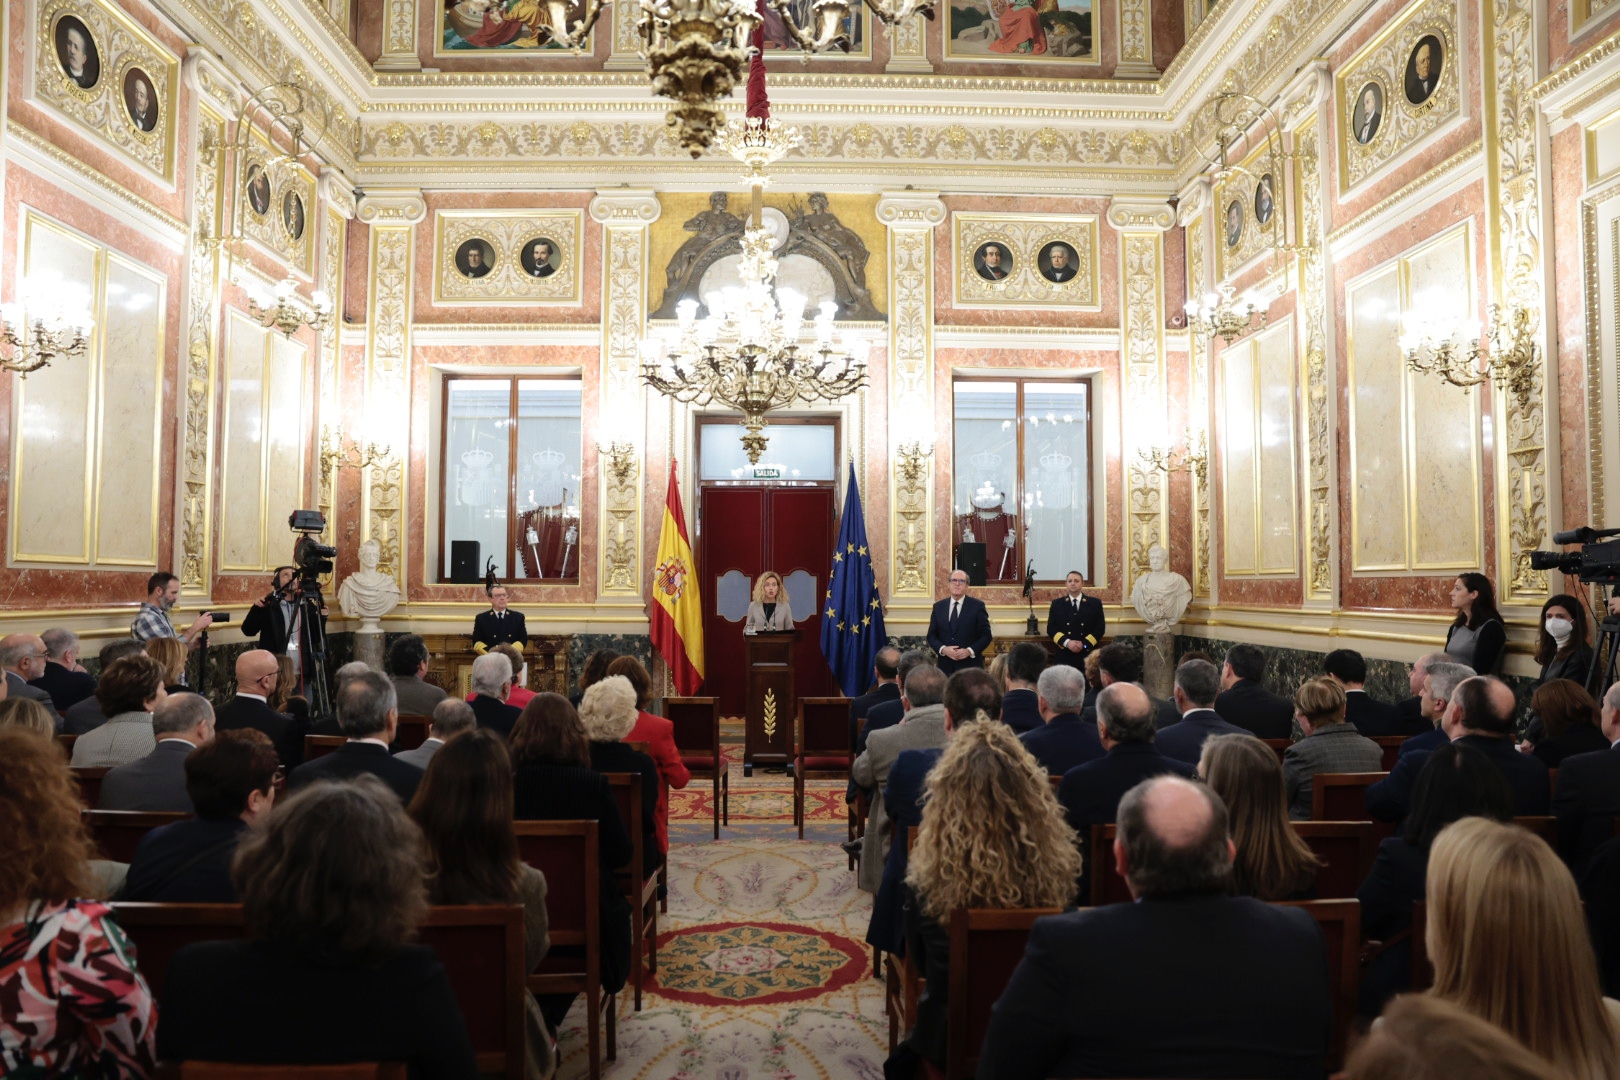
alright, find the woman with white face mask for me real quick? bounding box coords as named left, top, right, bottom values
left=1520, top=594, right=1596, bottom=753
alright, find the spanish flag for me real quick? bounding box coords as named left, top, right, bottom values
left=650, top=461, right=704, bottom=695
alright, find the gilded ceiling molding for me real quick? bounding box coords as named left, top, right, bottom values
left=877, top=192, right=945, bottom=598
left=377, top=0, right=421, bottom=71
left=179, top=83, right=226, bottom=594
left=357, top=189, right=425, bottom=589
left=588, top=191, right=660, bottom=596
left=1116, top=0, right=1159, bottom=79
left=1530, top=21, right=1620, bottom=104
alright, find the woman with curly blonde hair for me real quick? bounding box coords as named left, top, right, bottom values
left=894, top=718, right=1080, bottom=1072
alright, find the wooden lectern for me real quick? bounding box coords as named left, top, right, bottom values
left=743, top=630, right=798, bottom=772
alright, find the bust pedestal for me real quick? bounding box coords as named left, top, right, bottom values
left=354, top=626, right=385, bottom=671
left=1142, top=630, right=1176, bottom=700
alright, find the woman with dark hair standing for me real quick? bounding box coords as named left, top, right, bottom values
left=510, top=692, right=633, bottom=1027
left=410, top=729, right=554, bottom=1079
left=1199, top=733, right=1320, bottom=901
left=1444, top=573, right=1506, bottom=675
left=158, top=776, right=478, bottom=1077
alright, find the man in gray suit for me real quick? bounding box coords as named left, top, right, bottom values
left=395, top=698, right=476, bottom=769
left=0, top=633, right=62, bottom=727
left=852, top=664, right=949, bottom=893
left=100, top=693, right=216, bottom=812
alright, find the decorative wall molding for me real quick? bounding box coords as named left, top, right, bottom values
left=1182, top=194, right=1212, bottom=598
left=1114, top=198, right=1172, bottom=591
left=431, top=208, right=584, bottom=305
left=178, top=96, right=225, bottom=592
left=4, top=121, right=186, bottom=243
left=1291, top=67, right=1333, bottom=602
left=376, top=0, right=421, bottom=71
left=1116, top=0, right=1158, bottom=78
left=950, top=212, right=1101, bottom=310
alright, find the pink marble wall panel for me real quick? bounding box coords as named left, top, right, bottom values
left=344, top=217, right=371, bottom=324
left=1164, top=347, right=1194, bottom=581
left=1550, top=122, right=1592, bottom=534
left=1551, top=2, right=1620, bottom=68
left=1154, top=0, right=1182, bottom=72
left=334, top=342, right=369, bottom=584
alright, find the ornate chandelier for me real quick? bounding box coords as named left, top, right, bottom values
left=0, top=272, right=94, bottom=376
left=1184, top=283, right=1266, bottom=346
left=244, top=275, right=334, bottom=337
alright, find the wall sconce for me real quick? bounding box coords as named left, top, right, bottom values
left=895, top=440, right=933, bottom=485
left=1399, top=303, right=1539, bottom=407
left=597, top=440, right=638, bottom=487
left=320, top=425, right=390, bottom=483
left=1185, top=283, right=1266, bottom=346
left=1139, top=431, right=1209, bottom=484
left=0, top=273, right=95, bottom=375
left=243, top=274, right=334, bottom=338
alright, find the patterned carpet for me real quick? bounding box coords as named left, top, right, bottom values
left=553, top=755, right=886, bottom=1079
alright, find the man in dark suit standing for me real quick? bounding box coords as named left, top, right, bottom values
left=468, top=652, right=522, bottom=740
left=473, top=584, right=528, bottom=653
left=1000, top=642, right=1047, bottom=734
left=925, top=570, right=991, bottom=676
left=101, top=693, right=215, bottom=812
left=1368, top=676, right=1550, bottom=821
left=1554, top=682, right=1620, bottom=875
left=0, top=634, right=62, bottom=726
left=1157, top=659, right=1248, bottom=765
left=213, top=650, right=302, bottom=768
left=288, top=670, right=425, bottom=803
left=33, top=628, right=96, bottom=713
left=979, top=775, right=1332, bottom=1079
left=1019, top=665, right=1104, bottom=775
left=1215, top=643, right=1295, bottom=739
left=1324, top=648, right=1402, bottom=736
left=1046, top=570, right=1105, bottom=671
left=847, top=645, right=902, bottom=750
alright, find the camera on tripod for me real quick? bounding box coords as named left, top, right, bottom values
left=288, top=510, right=337, bottom=720
left=1528, top=526, right=1620, bottom=586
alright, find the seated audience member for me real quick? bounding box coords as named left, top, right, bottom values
left=62, top=639, right=147, bottom=735
left=848, top=645, right=902, bottom=749
left=985, top=652, right=1007, bottom=696
left=1393, top=653, right=1456, bottom=737
left=1345, top=994, right=1564, bottom=1080
left=1324, top=648, right=1403, bottom=736
left=495, top=644, right=536, bottom=710
left=978, top=775, right=1333, bottom=1079
left=1522, top=678, right=1608, bottom=768
left=0, top=697, right=57, bottom=737
left=1554, top=682, right=1620, bottom=875
left=606, top=654, right=691, bottom=855
left=468, top=651, right=522, bottom=740
left=388, top=633, right=448, bottom=716
left=1077, top=643, right=1180, bottom=730
left=1368, top=676, right=1550, bottom=821
left=509, top=693, right=632, bottom=1027
left=999, top=642, right=1047, bottom=734
left=1400, top=661, right=1476, bottom=758
left=288, top=671, right=425, bottom=803
left=858, top=648, right=937, bottom=755
left=1583, top=838, right=1620, bottom=997
left=1082, top=650, right=1103, bottom=711
left=33, top=628, right=96, bottom=712
left=156, top=776, right=478, bottom=1077
left=1059, top=681, right=1194, bottom=898
left=1156, top=658, right=1247, bottom=764
left=578, top=675, right=662, bottom=868
left=122, top=729, right=279, bottom=902
left=854, top=664, right=950, bottom=894
left=100, top=692, right=216, bottom=812
left=1, top=633, right=62, bottom=725
left=395, top=697, right=476, bottom=769
left=1531, top=593, right=1595, bottom=698
left=1357, top=743, right=1514, bottom=1016
left=1283, top=676, right=1384, bottom=819
left=267, top=654, right=311, bottom=734
left=867, top=669, right=1002, bottom=955
left=1200, top=733, right=1320, bottom=901
left=1019, top=664, right=1105, bottom=776
left=887, top=720, right=1079, bottom=1075
left=0, top=728, right=157, bottom=1074
left=1424, top=817, right=1620, bottom=1079
left=70, top=654, right=166, bottom=768
left=570, top=648, right=618, bottom=708
left=1214, top=643, right=1295, bottom=739
left=144, top=636, right=189, bottom=697
left=303, top=661, right=376, bottom=739
left=409, top=728, right=554, bottom=1079
left=213, top=649, right=301, bottom=767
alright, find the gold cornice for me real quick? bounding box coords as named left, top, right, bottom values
left=6, top=121, right=187, bottom=236
left=1531, top=22, right=1620, bottom=105
left=1325, top=140, right=1483, bottom=248
left=360, top=99, right=1176, bottom=121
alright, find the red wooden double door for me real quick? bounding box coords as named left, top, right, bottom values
left=697, top=486, right=837, bottom=718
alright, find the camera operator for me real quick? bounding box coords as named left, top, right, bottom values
left=242, top=565, right=327, bottom=686
left=132, top=572, right=214, bottom=651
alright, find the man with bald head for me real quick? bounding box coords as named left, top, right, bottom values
left=1367, top=675, right=1550, bottom=821
left=212, top=649, right=301, bottom=767
left=0, top=632, right=62, bottom=725
left=980, top=775, right=1332, bottom=1078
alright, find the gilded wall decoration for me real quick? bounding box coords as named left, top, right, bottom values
left=238, top=134, right=317, bottom=276
left=1333, top=0, right=1460, bottom=191
left=1293, top=111, right=1333, bottom=600
left=1182, top=204, right=1211, bottom=597
left=180, top=104, right=225, bottom=592
left=951, top=212, right=1100, bottom=310
left=1213, top=140, right=1280, bottom=281
left=1116, top=0, right=1155, bottom=75
left=315, top=178, right=351, bottom=558
left=432, top=209, right=583, bottom=305
left=32, top=0, right=180, bottom=183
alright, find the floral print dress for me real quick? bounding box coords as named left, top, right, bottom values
left=0, top=899, right=157, bottom=1078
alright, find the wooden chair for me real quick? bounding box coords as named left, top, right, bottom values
left=418, top=905, right=526, bottom=1080
left=1310, top=772, right=1392, bottom=839
left=84, top=809, right=190, bottom=862
left=884, top=825, right=925, bottom=1053
left=620, top=741, right=669, bottom=913
left=603, top=773, right=659, bottom=1012
left=156, top=1065, right=406, bottom=1079
left=1262, top=737, right=1292, bottom=762
left=1515, top=815, right=1558, bottom=844
left=850, top=787, right=871, bottom=873
left=70, top=765, right=110, bottom=808
left=1089, top=824, right=1131, bottom=906
left=944, top=907, right=1062, bottom=1080
left=1048, top=775, right=1064, bottom=797
left=57, top=733, right=78, bottom=756
left=1370, top=736, right=1408, bottom=771
left=793, top=696, right=854, bottom=840
left=109, top=903, right=247, bottom=997
left=514, top=820, right=616, bottom=1078
left=1291, top=821, right=1377, bottom=900
left=394, top=714, right=431, bottom=752
left=1410, top=900, right=1434, bottom=991
left=304, top=734, right=345, bottom=761
left=1278, top=898, right=1361, bottom=1069
left=667, top=696, right=727, bottom=839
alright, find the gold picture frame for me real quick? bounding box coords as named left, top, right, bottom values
left=433, top=209, right=584, bottom=305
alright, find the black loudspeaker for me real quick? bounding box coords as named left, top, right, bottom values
left=450, top=540, right=481, bottom=584
left=955, top=543, right=987, bottom=586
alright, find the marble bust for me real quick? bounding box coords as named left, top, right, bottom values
left=1131, top=544, right=1193, bottom=633
left=337, top=539, right=401, bottom=632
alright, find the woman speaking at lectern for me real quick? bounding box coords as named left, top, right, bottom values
left=744, top=571, right=795, bottom=633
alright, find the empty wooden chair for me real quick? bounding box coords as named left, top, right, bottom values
left=1277, top=898, right=1361, bottom=1069
left=1310, top=772, right=1392, bottom=839
left=70, top=765, right=110, bottom=808
left=1291, top=821, right=1377, bottom=900
left=84, top=809, right=190, bottom=863
left=944, top=907, right=1062, bottom=1080
left=57, top=732, right=78, bottom=756
left=666, top=696, right=727, bottom=839
left=794, top=696, right=854, bottom=840
left=603, top=772, right=659, bottom=1011
left=393, top=714, right=431, bottom=752
left=1089, top=824, right=1132, bottom=906
left=304, top=735, right=345, bottom=762
left=417, top=905, right=525, bottom=1080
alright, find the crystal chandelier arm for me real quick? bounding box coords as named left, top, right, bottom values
left=763, top=0, right=853, bottom=51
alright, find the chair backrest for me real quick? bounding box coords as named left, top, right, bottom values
left=1549, top=768, right=1558, bottom=798
left=1310, top=772, right=1388, bottom=822
left=798, top=697, right=853, bottom=756
left=625, top=740, right=650, bottom=757
left=1089, top=824, right=1131, bottom=905
left=168, top=1064, right=407, bottom=1079
left=109, top=903, right=247, bottom=1000
left=1371, top=736, right=1407, bottom=771
left=70, top=766, right=110, bottom=808
left=603, top=772, right=647, bottom=887
left=512, top=820, right=599, bottom=950
left=417, top=905, right=525, bottom=1080
left=394, top=715, right=431, bottom=752
left=84, top=809, right=191, bottom=863
left=1410, top=900, right=1433, bottom=990
left=1515, top=815, right=1557, bottom=845
left=57, top=733, right=78, bottom=754
left=666, top=696, right=719, bottom=757
left=946, top=907, right=1061, bottom=1080
left=1277, top=898, right=1361, bottom=1069
left=1291, top=821, right=1377, bottom=900
left=305, top=734, right=346, bottom=761
left=1048, top=775, right=1063, bottom=797
left=1261, top=738, right=1291, bottom=762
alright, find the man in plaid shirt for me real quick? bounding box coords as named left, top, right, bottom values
left=131, top=572, right=213, bottom=648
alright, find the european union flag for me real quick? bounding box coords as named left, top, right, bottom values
left=820, top=462, right=888, bottom=697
